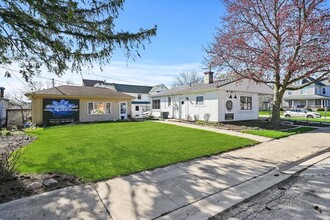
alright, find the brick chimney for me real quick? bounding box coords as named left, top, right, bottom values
left=0, top=87, right=4, bottom=98
left=204, top=71, right=214, bottom=84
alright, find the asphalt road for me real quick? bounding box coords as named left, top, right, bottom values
left=212, top=156, right=330, bottom=220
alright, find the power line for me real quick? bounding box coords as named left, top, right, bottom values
left=88, top=73, right=149, bottom=86
left=0, top=65, right=80, bottom=85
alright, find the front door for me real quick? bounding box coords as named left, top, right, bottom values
left=119, top=102, right=127, bottom=119
left=179, top=99, right=186, bottom=119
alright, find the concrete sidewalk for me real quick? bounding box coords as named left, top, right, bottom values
left=156, top=120, right=272, bottom=142
left=0, top=126, right=329, bottom=220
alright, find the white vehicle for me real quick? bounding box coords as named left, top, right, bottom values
left=284, top=108, right=321, bottom=118
left=141, top=110, right=151, bottom=117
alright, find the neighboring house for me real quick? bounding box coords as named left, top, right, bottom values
left=150, top=72, right=273, bottom=122
left=0, top=87, right=9, bottom=127
left=282, top=76, right=330, bottom=110
left=83, top=79, right=168, bottom=118
left=25, top=85, right=133, bottom=126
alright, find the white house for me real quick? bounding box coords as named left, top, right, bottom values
left=0, top=87, right=9, bottom=127
left=83, top=79, right=168, bottom=118
left=282, top=76, right=330, bottom=110
left=150, top=72, right=273, bottom=122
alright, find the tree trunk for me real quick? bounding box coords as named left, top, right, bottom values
left=271, top=89, right=284, bottom=129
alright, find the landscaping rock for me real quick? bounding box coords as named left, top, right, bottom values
left=26, top=182, right=43, bottom=190
left=43, top=178, right=58, bottom=187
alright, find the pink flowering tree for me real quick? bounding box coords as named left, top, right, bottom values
left=207, top=0, right=330, bottom=127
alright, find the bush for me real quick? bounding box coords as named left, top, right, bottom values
left=204, top=113, right=210, bottom=123
left=193, top=115, right=199, bottom=121
left=317, top=108, right=324, bottom=111
left=0, top=146, right=20, bottom=183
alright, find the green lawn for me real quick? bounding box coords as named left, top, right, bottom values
left=241, top=127, right=316, bottom=139
left=17, top=121, right=257, bottom=182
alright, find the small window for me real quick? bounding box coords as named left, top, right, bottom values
left=137, top=94, right=141, bottom=100
left=152, top=99, right=160, bottom=109
left=106, top=102, right=111, bottom=114
left=240, top=96, right=252, bottom=110
left=196, top=96, right=204, bottom=105
left=322, top=88, right=326, bottom=94
left=301, top=87, right=307, bottom=94
left=88, top=102, right=111, bottom=115
left=288, top=91, right=292, bottom=95
left=135, top=106, right=139, bottom=111
left=167, top=97, right=171, bottom=106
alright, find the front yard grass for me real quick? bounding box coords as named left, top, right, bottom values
left=17, top=121, right=257, bottom=182
left=241, top=127, right=316, bottom=139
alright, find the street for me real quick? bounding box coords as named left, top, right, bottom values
left=212, top=156, right=330, bottom=220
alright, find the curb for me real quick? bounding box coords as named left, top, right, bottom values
left=155, top=152, right=330, bottom=220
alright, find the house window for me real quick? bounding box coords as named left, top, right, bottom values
left=88, top=102, right=111, bottom=115
left=322, top=88, right=326, bottom=95
left=135, top=106, right=139, bottom=111
left=315, top=100, right=321, bottom=105
left=288, top=91, right=292, bottom=95
left=196, top=96, right=204, bottom=105
left=240, top=96, right=252, bottom=110
left=167, top=97, right=171, bottom=106
left=137, top=94, right=142, bottom=100
left=152, top=99, right=160, bottom=109
left=293, top=80, right=302, bottom=86
left=301, top=87, right=307, bottom=94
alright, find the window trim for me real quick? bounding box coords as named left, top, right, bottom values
left=196, top=96, right=204, bottom=105
left=322, top=87, right=326, bottom=95
left=137, top=94, right=142, bottom=100
left=240, top=96, right=252, bottom=110
left=152, top=99, right=160, bottom=109
left=87, top=101, right=112, bottom=115
left=167, top=96, right=171, bottom=106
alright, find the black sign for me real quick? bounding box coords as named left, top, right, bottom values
left=43, top=99, right=79, bottom=125
left=225, top=113, right=234, bottom=120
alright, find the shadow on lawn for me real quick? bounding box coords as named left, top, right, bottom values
left=94, top=153, right=276, bottom=219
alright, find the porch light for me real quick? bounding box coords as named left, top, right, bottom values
left=227, top=91, right=237, bottom=99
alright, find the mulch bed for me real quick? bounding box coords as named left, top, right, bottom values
left=182, top=119, right=295, bottom=132
left=0, top=172, right=82, bottom=204
left=0, top=132, right=82, bottom=204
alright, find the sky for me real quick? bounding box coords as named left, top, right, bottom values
left=0, top=0, right=225, bottom=96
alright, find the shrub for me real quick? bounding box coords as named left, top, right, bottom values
left=193, top=115, right=199, bottom=121
left=317, top=108, right=324, bottom=111
left=196, top=120, right=205, bottom=125
left=204, top=113, right=210, bottom=123
left=0, top=146, right=20, bottom=183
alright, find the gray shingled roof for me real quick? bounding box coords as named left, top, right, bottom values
left=83, top=79, right=152, bottom=94
left=113, top=83, right=152, bottom=93
left=25, top=85, right=133, bottom=99
left=298, top=76, right=330, bottom=87
left=82, top=79, right=104, bottom=87
left=151, top=78, right=238, bottom=97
